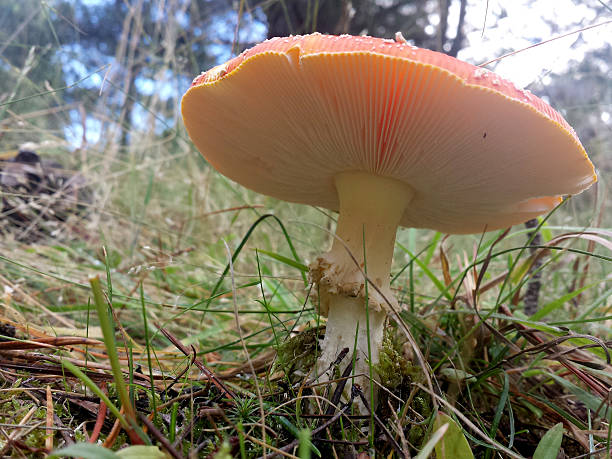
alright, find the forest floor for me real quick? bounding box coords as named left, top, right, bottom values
left=0, top=140, right=610, bottom=458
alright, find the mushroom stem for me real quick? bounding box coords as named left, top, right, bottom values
left=317, top=294, right=386, bottom=391
left=311, top=171, right=414, bottom=407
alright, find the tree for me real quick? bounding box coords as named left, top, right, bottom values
left=258, top=0, right=468, bottom=57
left=0, top=0, right=77, bottom=146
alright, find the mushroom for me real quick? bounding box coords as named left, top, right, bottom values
left=181, top=33, right=596, bottom=406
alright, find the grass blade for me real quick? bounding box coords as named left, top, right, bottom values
left=415, top=422, right=448, bottom=459
left=532, top=423, right=564, bottom=459
left=433, top=412, right=475, bottom=459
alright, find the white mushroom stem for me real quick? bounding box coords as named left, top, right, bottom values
left=310, top=171, right=414, bottom=405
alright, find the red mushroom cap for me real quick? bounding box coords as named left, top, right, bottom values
left=182, top=33, right=596, bottom=233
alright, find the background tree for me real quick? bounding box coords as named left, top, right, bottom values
left=0, top=0, right=77, bottom=146
left=260, top=0, right=468, bottom=56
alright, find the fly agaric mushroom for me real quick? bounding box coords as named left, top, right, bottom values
left=181, top=33, right=596, bottom=406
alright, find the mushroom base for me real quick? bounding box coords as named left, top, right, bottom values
left=315, top=292, right=386, bottom=407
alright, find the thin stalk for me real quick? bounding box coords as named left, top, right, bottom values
left=140, top=284, right=157, bottom=423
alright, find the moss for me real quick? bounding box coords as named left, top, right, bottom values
left=273, top=327, right=322, bottom=381
left=405, top=394, right=433, bottom=451
left=407, top=424, right=426, bottom=447
left=74, top=429, right=88, bottom=443
left=23, top=406, right=48, bottom=450
left=212, top=440, right=232, bottom=459
left=375, top=328, right=425, bottom=390
left=413, top=394, right=432, bottom=418
left=376, top=332, right=406, bottom=389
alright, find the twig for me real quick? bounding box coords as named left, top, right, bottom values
left=353, top=386, right=405, bottom=458
left=45, top=385, right=54, bottom=451
left=53, top=414, right=75, bottom=446
left=88, top=382, right=107, bottom=443
left=159, top=348, right=196, bottom=400
left=388, top=399, right=410, bottom=455
left=315, top=438, right=368, bottom=445
left=158, top=327, right=236, bottom=400
left=0, top=336, right=102, bottom=351
left=323, top=351, right=354, bottom=418
left=0, top=406, right=38, bottom=456
left=314, top=351, right=356, bottom=448
left=309, top=347, right=349, bottom=385
left=138, top=412, right=183, bottom=459
left=479, top=19, right=612, bottom=67
left=171, top=412, right=204, bottom=451
left=102, top=405, right=124, bottom=449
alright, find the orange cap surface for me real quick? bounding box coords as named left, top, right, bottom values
left=182, top=33, right=596, bottom=233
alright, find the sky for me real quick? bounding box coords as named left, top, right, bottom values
left=457, top=0, right=611, bottom=88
